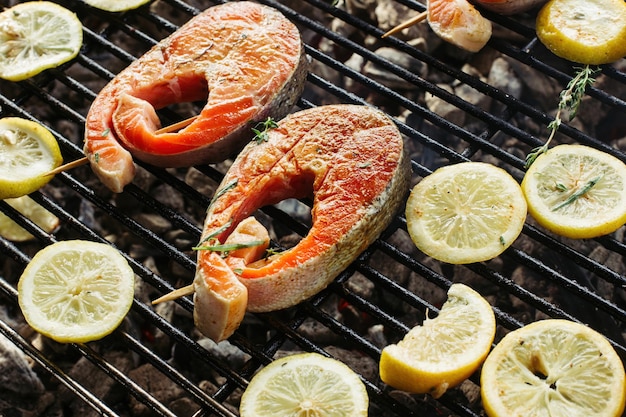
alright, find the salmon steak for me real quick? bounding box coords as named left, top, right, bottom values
left=83, top=1, right=308, bottom=192
left=190, top=104, right=412, bottom=341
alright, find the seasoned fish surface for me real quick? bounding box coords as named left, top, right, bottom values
left=193, top=104, right=412, bottom=341
left=84, top=1, right=307, bottom=192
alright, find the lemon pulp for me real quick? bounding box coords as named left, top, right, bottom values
left=82, top=0, right=152, bottom=12
left=0, top=196, right=59, bottom=242
left=481, top=319, right=626, bottom=417
left=240, top=352, right=369, bottom=416
left=0, top=117, right=63, bottom=199
left=0, top=2, right=83, bottom=81
left=522, top=144, right=626, bottom=239
left=406, top=161, right=527, bottom=264
left=379, top=283, right=496, bottom=398
left=18, top=240, right=135, bottom=343
left=536, top=0, right=626, bottom=64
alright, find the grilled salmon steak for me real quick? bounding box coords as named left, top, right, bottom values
left=190, top=104, right=412, bottom=341
left=83, top=1, right=308, bottom=192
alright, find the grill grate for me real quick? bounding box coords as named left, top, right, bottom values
left=1, top=0, right=626, bottom=415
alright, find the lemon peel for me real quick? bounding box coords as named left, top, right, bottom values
left=406, top=162, right=527, bottom=264
left=522, top=144, right=626, bottom=239
left=240, top=352, right=369, bottom=416
left=0, top=117, right=63, bottom=200
left=0, top=2, right=83, bottom=81
left=379, top=283, right=496, bottom=398
left=18, top=240, right=135, bottom=343
left=481, top=319, right=626, bottom=417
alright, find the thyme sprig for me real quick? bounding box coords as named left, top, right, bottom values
left=525, top=65, right=599, bottom=169
left=252, top=117, right=278, bottom=144
left=208, top=179, right=238, bottom=209
left=552, top=176, right=601, bottom=212
left=193, top=240, right=266, bottom=254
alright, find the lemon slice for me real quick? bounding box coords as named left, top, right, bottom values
left=81, top=0, right=152, bottom=12
left=405, top=162, right=527, bottom=264
left=379, top=283, right=496, bottom=398
left=481, top=319, right=626, bottom=417
left=0, top=196, right=59, bottom=242
left=239, top=352, right=369, bottom=416
left=18, top=240, right=135, bottom=343
left=0, top=117, right=63, bottom=200
left=536, top=0, right=626, bottom=65
left=0, top=2, right=83, bottom=81
left=521, top=144, right=626, bottom=239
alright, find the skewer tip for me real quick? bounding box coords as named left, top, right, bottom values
left=381, top=11, right=428, bottom=39
left=43, top=156, right=89, bottom=176
left=151, top=283, right=196, bottom=305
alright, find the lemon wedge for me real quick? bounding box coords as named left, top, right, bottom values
left=81, top=0, right=152, bottom=12
left=0, top=196, right=59, bottom=242
left=0, top=117, right=63, bottom=200
left=522, top=144, right=626, bottom=239
left=18, top=240, right=135, bottom=343
left=405, top=161, right=527, bottom=264
left=536, top=0, right=626, bottom=65
left=379, top=283, right=496, bottom=398
left=0, top=2, right=83, bottom=81
left=240, top=352, right=369, bottom=416
left=481, top=319, right=626, bottom=417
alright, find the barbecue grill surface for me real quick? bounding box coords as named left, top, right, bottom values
left=1, top=0, right=626, bottom=416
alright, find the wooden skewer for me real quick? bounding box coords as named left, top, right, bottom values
left=154, top=115, right=198, bottom=134
left=381, top=11, right=428, bottom=38
left=41, top=116, right=199, bottom=177
left=44, top=156, right=89, bottom=176
left=152, top=283, right=195, bottom=305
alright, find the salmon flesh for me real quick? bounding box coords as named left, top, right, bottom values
left=428, top=0, right=492, bottom=52
left=83, top=1, right=308, bottom=192
left=192, top=104, right=412, bottom=341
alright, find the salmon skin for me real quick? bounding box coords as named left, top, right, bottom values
left=192, top=104, right=412, bottom=341
left=83, top=1, right=308, bottom=192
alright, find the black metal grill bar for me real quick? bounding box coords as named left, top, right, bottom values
left=0, top=282, right=119, bottom=416
left=284, top=3, right=540, bottom=167
left=76, top=341, right=179, bottom=417
left=122, top=307, right=238, bottom=417
left=306, top=0, right=626, bottom=163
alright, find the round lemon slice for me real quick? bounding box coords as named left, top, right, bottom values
left=0, top=196, right=59, bottom=242
left=521, top=144, right=626, bottom=239
left=18, top=240, right=135, bottom=344
left=536, top=0, right=626, bottom=65
left=0, top=117, right=63, bottom=200
left=379, top=283, right=496, bottom=398
left=0, top=2, right=83, bottom=81
left=406, top=161, right=527, bottom=264
left=82, top=0, right=152, bottom=12
left=481, top=319, right=626, bottom=417
left=240, top=352, right=369, bottom=416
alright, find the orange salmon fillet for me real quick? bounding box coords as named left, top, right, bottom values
left=191, top=104, right=411, bottom=341
left=83, top=1, right=307, bottom=192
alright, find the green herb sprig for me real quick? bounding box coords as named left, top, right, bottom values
left=252, top=117, right=278, bottom=144
left=193, top=240, right=266, bottom=254
left=525, top=65, right=599, bottom=169
left=551, top=176, right=601, bottom=211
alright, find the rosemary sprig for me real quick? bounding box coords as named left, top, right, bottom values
left=525, top=65, right=599, bottom=169
left=551, top=176, right=601, bottom=211
left=251, top=117, right=278, bottom=144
